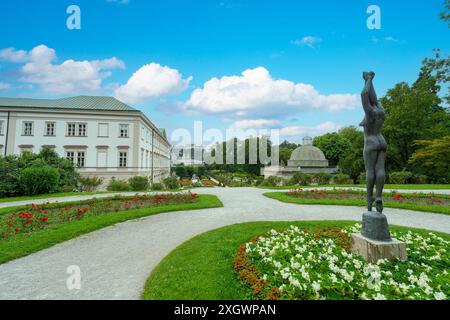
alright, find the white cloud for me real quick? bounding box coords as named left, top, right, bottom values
left=0, top=44, right=125, bottom=94
left=21, top=45, right=125, bottom=94
left=280, top=121, right=342, bottom=138
left=231, top=119, right=279, bottom=130
left=0, top=82, right=11, bottom=90
left=106, top=0, right=130, bottom=4
left=292, top=36, right=322, bottom=49
left=115, top=63, right=192, bottom=104
left=181, top=67, right=358, bottom=118
left=0, top=47, right=29, bottom=63
left=384, top=36, right=398, bottom=43
left=372, top=36, right=403, bottom=44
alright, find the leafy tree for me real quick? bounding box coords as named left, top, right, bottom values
left=278, top=140, right=298, bottom=165
left=312, top=132, right=351, bottom=166
left=380, top=75, right=449, bottom=171
left=0, top=147, right=79, bottom=197
left=409, top=136, right=450, bottom=182
left=338, top=126, right=365, bottom=181
left=441, top=0, right=450, bottom=27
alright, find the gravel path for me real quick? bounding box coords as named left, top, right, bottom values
left=0, top=187, right=449, bottom=300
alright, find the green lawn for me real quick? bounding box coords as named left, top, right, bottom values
left=258, top=184, right=450, bottom=190
left=0, top=194, right=222, bottom=264
left=142, top=221, right=449, bottom=300
left=0, top=191, right=113, bottom=203
left=264, top=191, right=450, bottom=215
left=0, top=188, right=185, bottom=204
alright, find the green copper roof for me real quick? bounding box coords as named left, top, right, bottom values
left=0, top=96, right=138, bottom=112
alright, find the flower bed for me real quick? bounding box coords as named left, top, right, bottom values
left=235, top=224, right=449, bottom=300
left=0, top=193, right=199, bottom=239
left=287, top=189, right=450, bottom=210
left=201, top=179, right=218, bottom=187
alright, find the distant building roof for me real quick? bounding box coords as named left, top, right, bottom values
left=0, top=96, right=138, bottom=112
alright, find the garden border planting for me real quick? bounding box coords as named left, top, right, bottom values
left=142, top=221, right=449, bottom=300
left=0, top=194, right=223, bottom=264
left=264, top=190, right=450, bottom=215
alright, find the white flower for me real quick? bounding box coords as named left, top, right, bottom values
left=434, top=292, right=446, bottom=300
left=330, top=273, right=338, bottom=283
left=312, top=281, right=321, bottom=292
left=374, top=293, right=386, bottom=300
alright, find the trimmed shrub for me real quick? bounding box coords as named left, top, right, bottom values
left=162, top=177, right=180, bottom=190
left=61, top=185, right=76, bottom=193
left=107, top=179, right=130, bottom=191
left=0, top=156, right=21, bottom=197
left=151, top=183, right=164, bottom=191
left=312, top=173, right=332, bottom=185
left=332, top=173, right=352, bottom=185
left=19, top=165, right=60, bottom=195
left=128, top=176, right=150, bottom=191
left=80, top=176, right=103, bottom=192
left=388, top=171, right=412, bottom=184
left=410, top=174, right=428, bottom=184
left=291, top=173, right=312, bottom=186
left=260, top=176, right=284, bottom=187
left=358, top=172, right=366, bottom=184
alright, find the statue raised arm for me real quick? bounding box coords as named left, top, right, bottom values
left=360, top=71, right=387, bottom=213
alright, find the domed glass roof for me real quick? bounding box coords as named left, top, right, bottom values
left=287, top=136, right=329, bottom=168
left=290, top=145, right=327, bottom=161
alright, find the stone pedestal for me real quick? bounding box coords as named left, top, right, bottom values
left=362, top=211, right=391, bottom=241
left=350, top=233, right=407, bottom=263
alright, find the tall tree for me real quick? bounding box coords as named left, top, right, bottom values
left=338, top=126, right=365, bottom=181
left=312, top=132, right=351, bottom=166
left=441, top=0, right=450, bottom=26
left=380, top=73, right=449, bottom=171
left=409, top=136, right=450, bottom=182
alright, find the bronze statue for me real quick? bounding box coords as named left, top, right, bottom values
left=360, top=71, right=387, bottom=213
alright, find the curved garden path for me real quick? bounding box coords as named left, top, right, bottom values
left=0, top=187, right=449, bottom=300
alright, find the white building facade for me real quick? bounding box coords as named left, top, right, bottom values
left=0, top=96, right=171, bottom=184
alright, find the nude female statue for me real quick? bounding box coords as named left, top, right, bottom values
left=360, top=71, right=387, bottom=213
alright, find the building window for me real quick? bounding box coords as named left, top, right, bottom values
left=66, top=151, right=75, bottom=163
left=45, top=122, right=55, bottom=136
left=77, top=151, right=86, bottom=168
left=66, top=151, right=86, bottom=168
left=67, top=123, right=76, bottom=136
left=119, top=151, right=128, bottom=168
left=67, top=123, right=87, bottom=137
left=0, top=120, right=4, bottom=135
left=78, top=123, right=87, bottom=137
left=119, top=124, right=129, bottom=138
left=23, top=122, right=33, bottom=136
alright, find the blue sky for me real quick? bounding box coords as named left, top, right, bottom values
left=0, top=0, right=448, bottom=143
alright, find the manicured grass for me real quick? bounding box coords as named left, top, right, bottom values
left=258, top=184, right=450, bottom=190
left=142, top=221, right=449, bottom=300
left=0, top=191, right=112, bottom=203
left=0, top=194, right=222, bottom=264
left=264, top=191, right=450, bottom=215
left=0, top=188, right=186, bottom=204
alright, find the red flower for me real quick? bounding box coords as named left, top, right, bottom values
left=14, top=228, right=20, bottom=233
left=25, top=219, right=32, bottom=224
left=7, top=221, right=13, bottom=227
left=191, top=193, right=199, bottom=198
left=83, top=208, right=88, bottom=213
left=40, top=217, right=49, bottom=222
